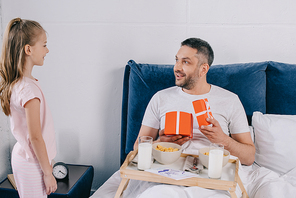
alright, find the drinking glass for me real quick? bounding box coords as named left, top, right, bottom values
left=137, top=136, right=153, bottom=170
left=208, top=143, right=224, bottom=179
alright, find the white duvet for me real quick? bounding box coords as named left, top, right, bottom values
left=91, top=163, right=296, bottom=198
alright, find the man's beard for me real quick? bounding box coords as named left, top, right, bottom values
left=175, top=75, right=196, bottom=90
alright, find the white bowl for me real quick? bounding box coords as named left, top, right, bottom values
left=152, top=142, right=182, bottom=165
left=199, top=147, right=230, bottom=168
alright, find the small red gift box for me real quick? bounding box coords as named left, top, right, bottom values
left=192, top=98, right=213, bottom=127
left=164, top=111, right=193, bottom=137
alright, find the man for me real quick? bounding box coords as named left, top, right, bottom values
left=134, top=38, right=255, bottom=165
left=92, top=38, right=256, bottom=198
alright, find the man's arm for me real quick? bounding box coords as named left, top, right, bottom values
left=200, top=117, right=255, bottom=165
left=133, top=125, right=159, bottom=150
left=228, top=133, right=255, bottom=165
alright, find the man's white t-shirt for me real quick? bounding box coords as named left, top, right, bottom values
left=142, top=85, right=250, bottom=154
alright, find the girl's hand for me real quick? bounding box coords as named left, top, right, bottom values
left=43, top=173, right=57, bottom=195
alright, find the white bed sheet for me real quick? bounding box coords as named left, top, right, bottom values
left=244, top=165, right=296, bottom=198
left=91, top=164, right=296, bottom=198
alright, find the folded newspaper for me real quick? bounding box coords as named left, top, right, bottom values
left=145, top=168, right=198, bottom=180
left=145, top=156, right=203, bottom=180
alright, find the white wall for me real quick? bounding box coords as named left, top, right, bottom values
left=1, top=0, right=296, bottom=191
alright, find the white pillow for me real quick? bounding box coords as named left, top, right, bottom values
left=252, top=111, right=296, bottom=175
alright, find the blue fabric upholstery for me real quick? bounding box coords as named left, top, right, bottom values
left=266, top=62, right=296, bottom=115
left=207, top=62, right=267, bottom=123
left=121, top=60, right=296, bottom=163
left=121, top=60, right=175, bottom=163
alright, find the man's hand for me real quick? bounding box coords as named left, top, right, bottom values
left=159, top=129, right=190, bottom=145
left=200, top=117, right=255, bottom=165
left=199, top=117, right=229, bottom=145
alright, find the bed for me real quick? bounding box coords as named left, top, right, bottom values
left=92, top=60, right=296, bottom=198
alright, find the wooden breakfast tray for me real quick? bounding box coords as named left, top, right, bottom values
left=115, top=150, right=248, bottom=198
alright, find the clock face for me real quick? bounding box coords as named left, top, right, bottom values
left=52, top=163, right=68, bottom=179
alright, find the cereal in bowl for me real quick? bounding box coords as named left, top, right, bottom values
left=156, top=144, right=179, bottom=152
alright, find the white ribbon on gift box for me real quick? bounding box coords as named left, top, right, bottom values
left=194, top=99, right=213, bottom=122
left=176, top=111, right=180, bottom=135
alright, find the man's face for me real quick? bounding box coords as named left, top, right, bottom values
left=174, top=45, right=200, bottom=90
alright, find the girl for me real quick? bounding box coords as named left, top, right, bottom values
left=0, top=18, right=57, bottom=197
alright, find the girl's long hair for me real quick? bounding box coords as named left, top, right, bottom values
left=0, top=18, right=44, bottom=116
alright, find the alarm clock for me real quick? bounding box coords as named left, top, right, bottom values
left=52, top=162, right=69, bottom=180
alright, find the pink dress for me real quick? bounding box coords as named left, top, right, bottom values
left=9, top=77, right=56, bottom=198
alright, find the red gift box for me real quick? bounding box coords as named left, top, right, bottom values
left=164, top=111, right=193, bottom=137
left=192, top=98, right=213, bottom=127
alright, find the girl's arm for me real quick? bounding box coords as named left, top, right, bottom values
left=24, top=98, right=57, bottom=195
